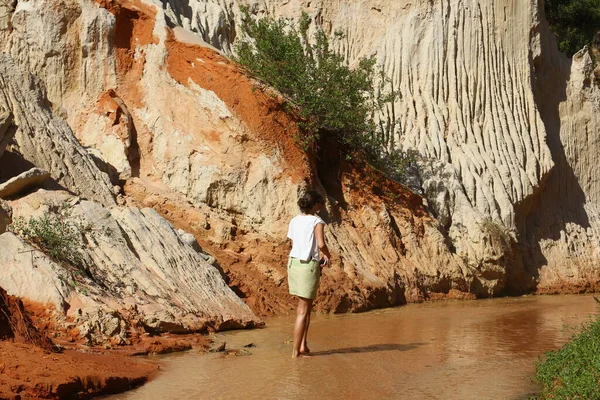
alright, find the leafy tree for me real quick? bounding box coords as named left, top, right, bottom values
left=235, top=8, right=421, bottom=186
left=236, top=10, right=374, bottom=147
left=545, top=0, right=600, bottom=57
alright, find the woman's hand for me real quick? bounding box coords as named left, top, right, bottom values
left=319, top=254, right=330, bottom=267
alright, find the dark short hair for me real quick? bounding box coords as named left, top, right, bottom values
left=298, top=190, right=324, bottom=213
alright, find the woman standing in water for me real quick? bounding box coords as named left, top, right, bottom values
left=287, top=190, right=331, bottom=358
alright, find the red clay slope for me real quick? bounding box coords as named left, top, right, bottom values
left=0, top=287, right=157, bottom=399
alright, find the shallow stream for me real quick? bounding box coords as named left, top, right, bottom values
left=111, top=294, right=598, bottom=400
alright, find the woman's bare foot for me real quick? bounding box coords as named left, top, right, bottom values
left=299, top=347, right=310, bottom=355
left=292, top=353, right=311, bottom=359
left=292, top=350, right=312, bottom=358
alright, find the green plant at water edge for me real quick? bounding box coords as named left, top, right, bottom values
left=235, top=8, right=421, bottom=186
left=545, top=0, right=600, bottom=57
left=534, top=311, right=600, bottom=399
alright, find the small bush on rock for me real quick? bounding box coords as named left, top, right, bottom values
left=480, top=218, right=512, bottom=254
left=9, top=203, right=90, bottom=266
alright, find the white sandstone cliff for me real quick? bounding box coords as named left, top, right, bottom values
left=0, top=0, right=598, bottom=324
left=163, top=0, right=600, bottom=294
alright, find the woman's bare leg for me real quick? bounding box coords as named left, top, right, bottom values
left=292, top=297, right=312, bottom=358
left=300, top=302, right=312, bottom=354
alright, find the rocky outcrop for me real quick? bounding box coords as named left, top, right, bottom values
left=0, top=54, right=116, bottom=206
left=0, top=0, right=263, bottom=337
left=1, top=190, right=260, bottom=344
left=0, top=110, right=13, bottom=159
left=517, top=22, right=600, bottom=294
left=0, top=167, right=49, bottom=199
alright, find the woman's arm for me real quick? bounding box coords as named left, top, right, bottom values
left=315, top=223, right=331, bottom=265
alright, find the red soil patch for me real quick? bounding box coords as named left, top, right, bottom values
left=314, top=137, right=428, bottom=218
left=0, top=287, right=159, bottom=399
left=535, top=280, right=600, bottom=295
left=164, top=31, right=310, bottom=183
left=93, top=0, right=158, bottom=70
left=96, top=89, right=121, bottom=116
left=113, top=3, right=157, bottom=78
left=0, top=287, right=55, bottom=352
left=427, top=289, right=477, bottom=301
left=94, top=0, right=158, bottom=109
left=0, top=342, right=156, bottom=399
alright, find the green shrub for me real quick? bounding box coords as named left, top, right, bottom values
left=235, top=8, right=420, bottom=186
left=480, top=218, right=512, bottom=253
left=9, top=204, right=90, bottom=266
left=534, top=310, right=600, bottom=399
left=545, top=0, right=600, bottom=57
left=236, top=10, right=373, bottom=145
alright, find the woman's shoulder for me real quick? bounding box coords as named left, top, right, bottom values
left=290, top=214, right=324, bottom=224
left=310, top=215, right=325, bottom=225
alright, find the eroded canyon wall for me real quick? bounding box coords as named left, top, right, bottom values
left=0, top=0, right=476, bottom=318
left=0, top=0, right=598, bottom=324
left=162, top=0, right=600, bottom=294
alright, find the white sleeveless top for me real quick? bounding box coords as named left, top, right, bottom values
left=287, top=214, right=325, bottom=261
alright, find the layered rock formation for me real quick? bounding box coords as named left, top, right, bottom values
left=0, top=54, right=116, bottom=206
left=0, top=0, right=598, bottom=328
left=0, top=0, right=475, bottom=319
left=0, top=0, right=264, bottom=339
left=164, top=0, right=600, bottom=294
left=1, top=189, right=259, bottom=343
left=521, top=23, right=600, bottom=294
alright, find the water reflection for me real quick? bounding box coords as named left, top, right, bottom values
left=111, top=295, right=598, bottom=400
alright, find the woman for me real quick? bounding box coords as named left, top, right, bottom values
left=287, top=190, right=331, bottom=358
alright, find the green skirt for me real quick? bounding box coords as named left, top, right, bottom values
left=287, top=257, right=321, bottom=300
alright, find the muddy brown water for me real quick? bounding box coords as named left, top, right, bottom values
left=111, top=295, right=598, bottom=400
